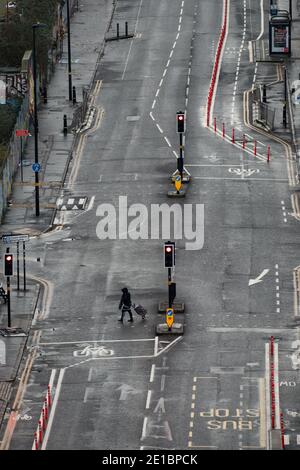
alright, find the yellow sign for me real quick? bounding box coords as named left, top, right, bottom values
left=166, top=308, right=174, bottom=330
left=175, top=175, right=182, bottom=192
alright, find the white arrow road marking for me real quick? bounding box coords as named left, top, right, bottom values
left=249, top=269, right=270, bottom=286
left=117, top=384, right=141, bottom=400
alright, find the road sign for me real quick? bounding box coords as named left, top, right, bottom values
left=2, top=234, right=29, bottom=244
left=15, top=129, right=29, bottom=137
left=166, top=308, right=174, bottom=330
left=270, top=5, right=278, bottom=16
left=175, top=175, right=182, bottom=192
left=32, top=163, right=41, bottom=173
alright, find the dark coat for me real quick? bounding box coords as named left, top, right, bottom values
left=119, top=291, right=132, bottom=310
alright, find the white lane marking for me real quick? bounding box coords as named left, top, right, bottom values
left=256, top=0, right=265, bottom=41
left=86, top=195, right=95, bottom=211
left=146, top=390, right=152, bottom=409
left=154, top=336, right=158, bottom=356
left=141, top=417, right=148, bottom=440
left=274, top=343, right=281, bottom=429
left=164, top=137, right=171, bottom=147
left=155, top=89, right=160, bottom=97
left=156, top=124, right=163, bottom=133
left=150, top=112, right=155, bottom=121
left=40, top=338, right=154, bottom=346
left=155, top=336, right=182, bottom=357
left=122, top=0, right=144, bottom=80
left=161, top=375, right=166, bottom=392
left=41, top=368, right=65, bottom=450
left=231, top=0, right=247, bottom=124
left=150, top=364, right=155, bottom=383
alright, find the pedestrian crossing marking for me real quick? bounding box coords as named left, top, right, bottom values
left=56, top=196, right=87, bottom=211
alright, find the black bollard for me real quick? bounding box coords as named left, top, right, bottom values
left=283, top=104, right=287, bottom=128
left=117, top=23, right=119, bottom=39
left=263, top=84, right=267, bottom=103
left=63, top=114, right=68, bottom=135
left=125, top=22, right=128, bottom=37
left=72, top=86, right=77, bottom=105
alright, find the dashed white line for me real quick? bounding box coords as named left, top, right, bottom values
left=150, top=364, right=155, bottom=383
left=146, top=390, right=152, bottom=409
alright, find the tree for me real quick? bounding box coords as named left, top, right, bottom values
left=0, top=0, right=60, bottom=73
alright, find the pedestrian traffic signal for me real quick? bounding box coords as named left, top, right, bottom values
left=4, top=254, right=13, bottom=277
left=164, top=242, right=175, bottom=268
left=176, top=112, right=185, bottom=133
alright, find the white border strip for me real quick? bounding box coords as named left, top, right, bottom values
left=41, top=368, right=65, bottom=450
left=274, top=343, right=281, bottom=429
left=265, top=343, right=271, bottom=449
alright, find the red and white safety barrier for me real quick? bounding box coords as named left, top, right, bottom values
left=267, top=336, right=284, bottom=449
left=206, top=0, right=229, bottom=127
left=32, top=382, right=53, bottom=450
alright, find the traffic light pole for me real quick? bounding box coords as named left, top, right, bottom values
left=168, top=268, right=172, bottom=308
left=178, top=133, right=184, bottom=181
left=17, top=242, right=20, bottom=291
left=6, top=247, right=11, bottom=328
left=23, top=242, right=26, bottom=291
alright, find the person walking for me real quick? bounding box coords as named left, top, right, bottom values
left=118, top=287, right=133, bottom=322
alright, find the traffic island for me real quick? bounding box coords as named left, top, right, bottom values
left=167, top=189, right=186, bottom=198
left=0, top=328, right=27, bottom=337
left=156, top=322, right=184, bottom=335
left=158, top=301, right=185, bottom=313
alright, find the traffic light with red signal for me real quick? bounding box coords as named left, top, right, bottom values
left=4, top=254, right=13, bottom=277
left=164, top=242, right=175, bottom=268
left=176, top=111, right=185, bottom=134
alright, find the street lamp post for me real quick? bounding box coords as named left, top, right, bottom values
left=32, top=23, right=46, bottom=217
left=66, top=0, right=73, bottom=101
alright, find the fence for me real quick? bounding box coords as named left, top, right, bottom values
left=251, top=86, right=276, bottom=130
left=0, top=94, right=30, bottom=221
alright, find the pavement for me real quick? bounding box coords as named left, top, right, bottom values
left=0, top=0, right=115, bottom=435
left=0, top=281, right=40, bottom=426
left=1, top=0, right=300, bottom=452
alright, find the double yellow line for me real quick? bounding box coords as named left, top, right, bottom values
left=68, top=80, right=104, bottom=188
